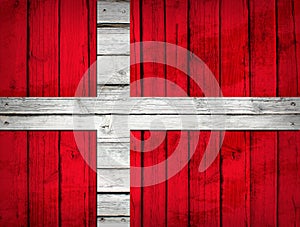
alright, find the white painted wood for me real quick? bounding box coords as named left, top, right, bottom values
left=1, top=98, right=300, bottom=115
left=96, top=0, right=130, bottom=222
left=97, top=217, right=129, bottom=226
left=1, top=114, right=300, bottom=130
left=97, top=0, right=129, bottom=24
left=97, top=56, right=129, bottom=85
left=97, top=27, right=129, bottom=55
left=97, top=85, right=129, bottom=97
left=97, top=169, right=129, bottom=192
left=97, top=142, right=129, bottom=168
left=97, top=194, right=129, bottom=216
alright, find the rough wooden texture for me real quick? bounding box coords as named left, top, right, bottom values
left=97, top=217, right=129, bottom=226
left=0, top=132, right=28, bottom=225
left=189, top=0, right=221, bottom=225
left=97, top=27, right=129, bottom=55
left=97, top=56, right=129, bottom=85
left=1, top=98, right=300, bottom=114
left=277, top=0, right=300, bottom=225
left=0, top=0, right=27, bottom=97
left=0, top=0, right=97, bottom=225
left=97, top=0, right=129, bottom=24
left=28, top=132, right=59, bottom=226
left=220, top=1, right=250, bottom=225
left=97, top=194, right=129, bottom=216
left=97, top=142, right=129, bottom=168
left=249, top=0, right=277, bottom=225
left=97, top=169, right=129, bottom=192
left=1, top=114, right=300, bottom=130
left=0, top=1, right=28, bottom=226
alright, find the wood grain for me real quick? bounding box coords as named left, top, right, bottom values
left=28, top=0, right=58, bottom=96
left=29, top=132, right=59, bottom=226
left=97, top=27, right=129, bottom=55
left=221, top=0, right=250, bottom=226
left=97, top=217, right=129, bottom=226
left=60, top=131, right=96, bottom=226
left=98, top=194, right=129, bottom=216
left=97, top=56, right=129, bottom=85
left=0, top=132, right=28, bottom=226
left=2, top=98, right=300, bottom=115
left=97, top=142, right=129, bottom=168
left=97, top=168, right=129, bottom=192
left=165, top=0, right=189, bottom=225
left=1, top=114, right=300, bottom=130
left=0, top=1, right=28, bottom=226
left=189, top=0, right=221, bottom=225
left=249, top=0, right=277, bottom=225
left=277, top=0, right=300, bottom=225
left=27, top=1, right=60, bottom=226
left=0, top=0, right=27, bottom=97
left=97, top=0, right=129, bottom=24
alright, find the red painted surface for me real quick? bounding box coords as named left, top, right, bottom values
left=130, top=0, right=300, bottom=226
left=0, top=0, right=96, bottom=226
left=189, top=1, right=220, bottom=226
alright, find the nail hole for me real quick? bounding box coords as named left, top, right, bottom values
left=291, top=122, right=295, bottom=126
left=100, top=218, right=105, bottom=222
left=103, top=8, right=106, bottom=12
left=121, top=218, right=126, bottom=222
left=4, top=121, right=9, bottom=125
left=291, top=102, right=296, bottom=106
left=4, top=103, right=8, bottom=108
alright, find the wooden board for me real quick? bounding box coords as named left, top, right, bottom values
left=129, top=0, right=300, bottom=226
left=97, top=0, right=130, bottom=24
left=0, top=0, right=97, bottom=226
left=277, top=0, right=300, bottom=225
left=189, top=0, right=220, bottom=225
left=0, top=1, right=28, bottom=226
left=249, top=0, right=277, bottom=225
left=1, top=0, right=300, bottom=225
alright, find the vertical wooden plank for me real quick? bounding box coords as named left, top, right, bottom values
left=130, top=0, right=141, bottom=97
left=27, top=1, right=59, bottom=225
left=278, top=0, right=300, bottom=225
left=60, top=0, right=89, bottom=97
left=249, top=0, right=277, bottom=226
left=0, top=0, right=27, bottom=97
left=59, top=1, right=96, bottom=225
left=130, top=131, right=142, bottom=227
left=165, top=1, right=189, bottom=226
left=88, top=0, right=97, bottom=97
left=277, top=0, right=299, bottom=98
left=142, top=0, right=165, bottom=97
left=141, top=0, right=166, bottom=226
left=189, top=131, right=220, bottom=226
left=221, top=132, right=250, bottom=226
left=130, top=0, right=142, bottom=225
left=0, top=1, right=28, bottom=226
left=166, top=131, right=188, bottom=226
left=28, top=0, right=59, bottom=96
left=249, top=0, right=277, bottom=96
left=189, top=0, right=220, bottom=226
left=88, top=131, right=97, bottom=226
left=60, top=131, right=96, bottom=226
left=296, top=0, right=300, bottom=96
left=0, top=132, right=28, bottom=226
left=250, top=132, right=277, bottom=226
left=221, top=0, right=250, bottom=226
left=278, top=131, right=300, bottom=226
left=143, top=131, right=167, bottom=226
left=28, top=132, right=59, bottom=226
